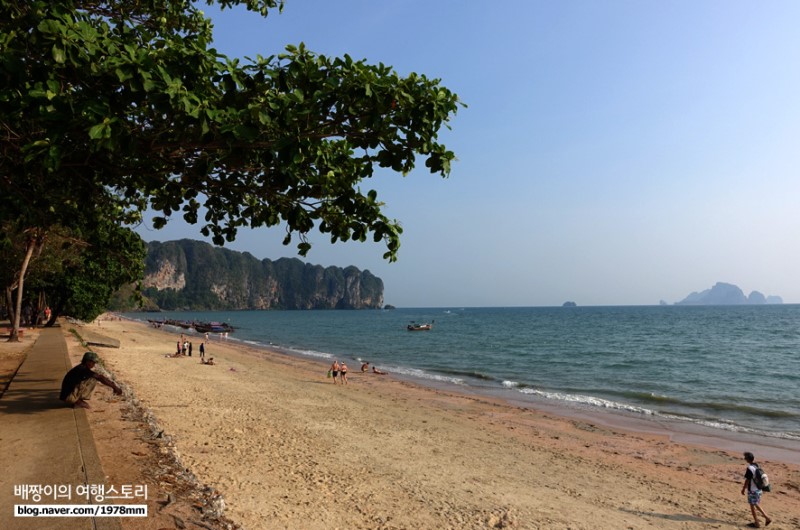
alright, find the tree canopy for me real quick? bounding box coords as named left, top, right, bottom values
left=1, top=0, right=462, bottom=260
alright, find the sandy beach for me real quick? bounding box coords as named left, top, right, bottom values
left=54, top=315, right=800, bottom=529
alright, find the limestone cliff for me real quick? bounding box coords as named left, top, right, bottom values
left=142, top=240, right=384, bottom=310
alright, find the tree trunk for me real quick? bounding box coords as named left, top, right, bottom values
left=4, top=287, right=16, bottom=335
left=8, top=233, right=44, bottom=342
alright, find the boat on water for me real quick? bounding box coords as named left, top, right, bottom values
left=147, top=319, right=234, bottom=334
left=148, top=318, right=193, bottom=329
left=193, top=321, right=235, bottom=334
left=407, top=320, right=433, bottom=331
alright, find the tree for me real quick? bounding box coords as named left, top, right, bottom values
left=0, top=223, right=81, bottom=328
left=1, top=221, right=145, bottom=325
left=39, top=223, right=147, bottom=323
left=0, top=224, right=48, bottom=339
left=1, top=0, right=461, bottom=339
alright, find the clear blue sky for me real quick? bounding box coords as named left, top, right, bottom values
left=135, top=1, right=800, bottom=307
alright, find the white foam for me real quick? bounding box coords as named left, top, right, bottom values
left=390, top=366, right=465, bottom=385
left=510, top=387, right=800, bottom=441
left=516, top=387, right=655, bottom=415
left=291, top=348, right=334, bottom=360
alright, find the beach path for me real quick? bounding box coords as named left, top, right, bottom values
left=0, top=326, right=121, bottom=530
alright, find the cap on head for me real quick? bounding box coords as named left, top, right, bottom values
left=82, top=351, right=100, bottom=363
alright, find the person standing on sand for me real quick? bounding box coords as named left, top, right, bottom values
left=60, top=352, right=123, bottom=409
left=188, top=341, right=193, bottom=357
left=340, top=362, right=349, bottom=385
left=742, top=452, right=772, bottom=528
left=199, top=341, right=205, bottom=360
left=330, top=360, right=339, bottom=384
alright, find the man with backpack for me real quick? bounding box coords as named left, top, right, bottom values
left=741, top=452, right=772, bottom=528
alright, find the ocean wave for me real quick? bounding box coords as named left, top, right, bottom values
left=508, top=386, right=800, bottom=441
left=686, top=400, right=798, bottom=418
left=388, top=366, right=465, bottom=385
left=657, top=413, right=800, bottom=441
left=515, top=387, right=657, bottom=415
left=502, top=380, right=536, bottom=390
left=283, top=347, right=334, bottom=360
left=618, top=391, right=686, bottom=406
left=437, top=369, right=496, bottom=381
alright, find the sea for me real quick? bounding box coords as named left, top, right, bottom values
left=122, top=305, right=800, bottom=443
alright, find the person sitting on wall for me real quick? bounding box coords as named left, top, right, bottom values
left=60, top=352, right=122, bottom=409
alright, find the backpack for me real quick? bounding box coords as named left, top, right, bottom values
left=753, top=464, right=771, bottom=492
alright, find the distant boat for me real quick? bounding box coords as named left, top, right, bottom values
left=151, top=318, right=193, bottom=329
left=194, top=321, right=235, bottom=334
left=407, top=320, right=434, bottom=331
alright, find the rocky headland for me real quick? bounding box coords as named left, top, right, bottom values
left=135, top=239, right=384, bottom=310
left=675, top=282, right=783, bottom=305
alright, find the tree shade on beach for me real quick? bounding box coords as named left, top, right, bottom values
left=0, top=0, right=461, bottom=340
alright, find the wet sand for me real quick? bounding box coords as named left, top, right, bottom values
left=70, top=315, right=800, bottom=529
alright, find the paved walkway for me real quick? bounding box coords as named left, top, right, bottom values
left=0, top=327, right=121, bottom=530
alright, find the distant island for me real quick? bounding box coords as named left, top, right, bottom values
left=562, top=301, right=577, bottom=307
left=674, top=282, right=783, bottom=306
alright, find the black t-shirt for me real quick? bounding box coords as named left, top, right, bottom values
left=59, top=364, right=95, bottom=400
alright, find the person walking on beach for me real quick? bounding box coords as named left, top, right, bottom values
left=188, top=341, right=193, bottom=357
left=340, top=362, right=349, bottom=385
left=60, top=352, right=123, bottom=409
left=199, top=341, right=205, bottom=361
left=741, top=452, right=772, bottom=528
left=330, top=360, right=339, bottom=384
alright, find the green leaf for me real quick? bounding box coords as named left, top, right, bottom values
left=52, top=45, right=66, bottom=64
left=88, top=123, right=107, bottom=140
